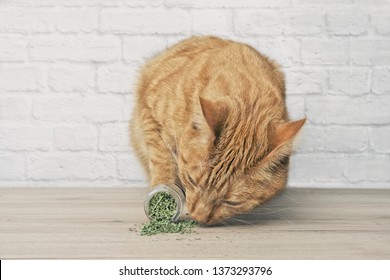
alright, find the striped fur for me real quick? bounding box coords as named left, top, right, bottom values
left=131, top=36, right=305, bottom=225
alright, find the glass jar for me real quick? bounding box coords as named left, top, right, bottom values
left=144, top=184, right=185, bottom=221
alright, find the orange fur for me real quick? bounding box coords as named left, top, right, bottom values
left=131, top=36, right=305, bottom=225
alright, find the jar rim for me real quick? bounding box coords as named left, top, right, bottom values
left=144, top=184, right=185, bottom=221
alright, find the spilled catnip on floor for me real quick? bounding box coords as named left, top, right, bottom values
left=1, top=187, right=390, bottom=259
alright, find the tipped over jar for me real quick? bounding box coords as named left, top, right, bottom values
left=144, top=184, right=185, bottom=221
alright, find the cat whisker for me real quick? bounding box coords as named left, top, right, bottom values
left=277, top=192, right=299, bottom=203
left=252, top=207, right=290, bottom=215
left=254, top=206, right=293, bottom=223
left=247, top=206, right=276, bottom=214
left=229, top=217, right=255, bottom=226
left=274, top=213, right=293, bottom=224
left=219, top=220, right=230, bottom=227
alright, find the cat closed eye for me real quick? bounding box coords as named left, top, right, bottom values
left=224, top=200, right=241, bottom=206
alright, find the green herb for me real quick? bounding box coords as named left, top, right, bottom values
left=141, top=192, right=197, bottom=236
left=148, top=192, right=177, bottom=220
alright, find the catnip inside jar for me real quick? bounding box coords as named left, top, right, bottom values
left=144, top=184, right=185, bottom=221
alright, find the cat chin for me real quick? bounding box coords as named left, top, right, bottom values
left=192, top=218, right=220, bottom=226
left=196, top=222, right=218, bottom=227
left=201, top=217, right=231, bottom=226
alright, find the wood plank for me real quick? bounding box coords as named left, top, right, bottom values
left=0, top=187, right=389, bottom=259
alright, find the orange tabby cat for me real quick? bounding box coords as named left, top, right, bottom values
left=131, top=36, right=305, bottom=225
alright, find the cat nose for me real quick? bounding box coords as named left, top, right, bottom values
left=190, top=212, right=210, bottom=225
left=190, top=213, right=204, bottom=224
left=191, top=211, right=207, bottom=224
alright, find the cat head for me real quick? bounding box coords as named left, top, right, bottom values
left=177, top=97, right=306, bottom=225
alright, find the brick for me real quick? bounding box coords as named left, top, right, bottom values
left=124, top=0, right=163, bottom=7
left=324, top=127, right=368, bottom=152
left=50, top=8, right=98, bottom=33
left=257, top=38, right=300, bottom=67
left=350, top=40, right=390, bottom=66
left=295, top=125, right=324, bottom=152
left=33, top=96, right=124, bottom=122
left=292, top=0, right=352, bottom=4
left=371, top=10, right=390, bottom=35
left=235, top=9, right=324, bottom=36
left=0, top=34, right=27, bottom=61
left=123, top=36, right=166, bottom=63
left=301, top=39, right=349, bottom=65
left=353, top=0, right=390, bottom=4
left=0, top=66, right=44, bottom=92
left=289, top=154, right=345, bottom=182
left=27, top=154, right=115, bottom=180
left=283, top=9, right=324, bottom=36
left=371, top=126, right=390, bottom=152
left=8, top=0, right=121, bottom=6
left=345, top=155, right=390, bottom=182
left=99, top=122, right=130, bottom=152
left=49, top=65, right=95, bottom=92
left=0, top=125, right=52, bottom=151
left=29, top=35, right=120, bottom=62
left=235, top=10, right=283, bottom=36
left=0, top=0, right=388, bottom=188
left=286, top=96, right=305, bottom=120
left=97, top=64, right=135, bottom=93
left=0, top=7, right=97, bottom=33
left=192, top=9, right=233, bottom=36
left=53, top=125, right=98, bottom=151
left=328, top=68, right=370, bottom=95
left=0, top=7, right=47, bottom=33
left=0, top=97, right=32, bottom=120
left=116, top=152, right=148, bottom=182
left=306, top=96, right=390, bottom=125
left=100, top=8, right=191, bottom=34
left=326, top=10, right=369, bottom=35
left=372, top=68, right=390, bottom=95
left=123, top=94, right=136, bottom=122
left=165, top=0, right=288, bottom=7
left=285, top=68, right=327, bottom=94
left=0, top=154, right=25, bottom=180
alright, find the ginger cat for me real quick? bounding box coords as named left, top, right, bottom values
left=131, top=36, right=305, bottom=225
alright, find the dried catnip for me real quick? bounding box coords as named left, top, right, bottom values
left=141, top=192, right=197, bottom=236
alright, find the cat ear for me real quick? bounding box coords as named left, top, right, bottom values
left=199, top=97, right=228, bottom=135
left=263, top=118, right=306, bottom=163
left=271, top=118, right=306, bottom=149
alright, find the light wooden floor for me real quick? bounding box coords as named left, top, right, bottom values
left=0, top=187, right=389, bottom=259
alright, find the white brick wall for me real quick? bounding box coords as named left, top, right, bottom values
left=0, top=0, right=389, bottom=188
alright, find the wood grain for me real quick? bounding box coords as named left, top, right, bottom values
left=0, top=187, right=389, bottom=259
